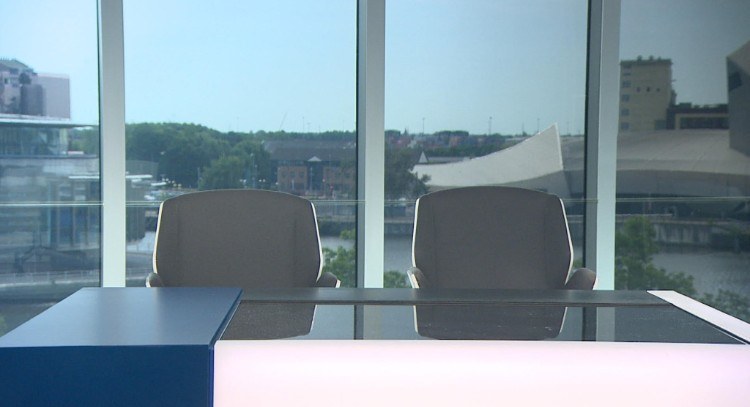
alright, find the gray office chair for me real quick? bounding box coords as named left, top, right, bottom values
left=147, top=189, right=339, bottom=339
left=148, top=189, right=338, bottom=289
left=408, top=186, right=595, bottom=290
left=407, top=186, right=595, bottom=340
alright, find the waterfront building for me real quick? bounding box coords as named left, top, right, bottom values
left=265, top=139, right=356, bottom=197
left=0, top=119, right=100, bottom=274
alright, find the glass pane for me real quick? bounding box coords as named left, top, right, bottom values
left=384, top=0, right=589, bottom=285
left=617, top=0, right=750, bottom=321
left=221, top=302, right=742, bottom=344
left=123, top=1, right=357, bottom=286
left=0, top=1, right=100, bottom=335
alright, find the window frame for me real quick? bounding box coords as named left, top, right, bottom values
left=98, top=0, right=620, bottom=289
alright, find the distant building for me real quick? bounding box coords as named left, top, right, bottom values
left=666, top=103, right=729, bottom=130
left=385, top=130, right=411, bottom=149
left=264, top=139, right=356, bottom=197
left=0, top=119, right=101, bottom=273
left=36, top=74, right=71, bottom=119
left=0, top=59, right=34, bottom=114
left=619, top=56, right=675, bottom=132
left=414, top=125, right=750, bottom=221
left=0, top=59, right=70, bottom=119
left=412, top=125, right=570, bottom=198
left=0, top=117, right=156, bottom=273
left=728, top=40, right=750, bottom=156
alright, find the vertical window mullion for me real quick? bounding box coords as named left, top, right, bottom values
left=585, top=0, right=620, bottom=290
left=98, top=0, right=127, bottom=287
left=356, top=0, right=386, bottom=288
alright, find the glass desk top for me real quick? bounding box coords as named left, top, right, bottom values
left=219, top=288, right=747, bottom=344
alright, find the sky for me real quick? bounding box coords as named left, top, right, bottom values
left=1, top=0, right=749, bottom=135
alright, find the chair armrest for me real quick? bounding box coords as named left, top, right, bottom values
left=315, top=271, right=340, bottom=288
left=564, top=267, right=596, bottom=290
left=406, top=267, right=428, bottom=288
left=146, top=272, right=164, bottom=287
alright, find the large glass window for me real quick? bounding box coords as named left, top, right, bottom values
left=123, top=1, right=357, bottom=286
left=0, top=1, right=100, bottom=335
left=383, top=0, right=589, bottom=286
left=617, top=0, right=750, bottom=321
left=5, top=0, right=748, bottom=340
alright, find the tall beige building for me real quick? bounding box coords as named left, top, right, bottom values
left=619, top=56, right=674, bottom=132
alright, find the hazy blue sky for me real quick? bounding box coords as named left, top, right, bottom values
left=1, top=1, right=99, bottom=123
left=620, top=0, right=750, bottom=106
left=1, top=0, right=749, bottom=135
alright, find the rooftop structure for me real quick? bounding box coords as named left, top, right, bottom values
left=619, top=56, right=675, bottom=132
left=667, top=103, right=728, bottom=130
left=412, top=125, right=569, bottom=198
left=413, top=125, right=750, bottom=212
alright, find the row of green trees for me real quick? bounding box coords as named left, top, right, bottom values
left=74, top=123, right=430, bottom=197
left=125, top=123, right=273, bottom=190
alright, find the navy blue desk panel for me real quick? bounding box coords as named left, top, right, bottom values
left=0, top=287, right=241, bottom=407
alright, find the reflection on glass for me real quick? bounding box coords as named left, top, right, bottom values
left=123, top=0, right=357, bottom=286
left=414, top=305, right=566, bottom=340
left=0, top=124, right=101, bottom=335
left=383, top=0, right=588, bottom=285
left=218, top=302, right=744, bottom=344
left=617, top=0, right=750, bottom=322
left=222, top=303, right=316, bottom=340
left=0, top=0, right=100, bottom=335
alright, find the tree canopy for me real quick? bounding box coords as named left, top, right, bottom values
left=615, top=216, right=696, bottom=295
left=125, top=122, right=425, bottom=198
left=127, top=123, right=228, bottom=188
left=322, top=229, right=408, bottom=288
left=385, top=147, right=429, bottom=200
left=615, top=216, right=749, bottom=321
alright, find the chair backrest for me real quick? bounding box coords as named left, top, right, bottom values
left=412, top=186, right=573, bottom=289
left=153, top=189, right=323, bottom=289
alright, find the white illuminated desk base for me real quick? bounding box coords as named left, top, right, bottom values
left=214, top=340, right=750, bottom=406
left=213, top=291, right=750, bottom=407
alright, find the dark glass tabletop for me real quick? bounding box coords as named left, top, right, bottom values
left=219, top=288, right=746, bottom=344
